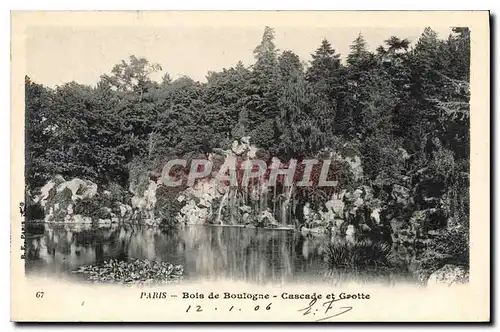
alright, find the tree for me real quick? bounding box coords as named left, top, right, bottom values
left=341, top=34, right=377, bottom=138
left=23, top=27, right=471, bottom=280
left=152, top=76, right=204, bottom=158
left=278, top=50, right=303, bottom=79
left=358, top=70, right=405, bottom=180
left=25, top=76, right=54, bottom=189
left=347, top=33, right=373, bottom=70
left=204, top=63, right=251, bottom=146
left=252, top=26, right=279, bottom=77
left=275, top=66, right=316, bottom=159
left=384, top=36, right=410, bottom=54
left=101, top=55, right=162, bottom=99
left=306, top=39, right=345, bottom=143
left=244, top=26, right=281, bottom=149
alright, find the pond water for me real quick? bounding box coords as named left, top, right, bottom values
left=25, top=224, right=330, bottom=284
left=25, top=223, right=415, bottom=285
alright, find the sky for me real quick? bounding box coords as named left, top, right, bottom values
left=26, top=25, right=454, bottom=88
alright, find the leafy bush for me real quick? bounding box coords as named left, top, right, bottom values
left=43, top=186, right=57, bottom=216
left=24, top=191, right=45, bottom=222
left=74, top=259, right=183, bottom=284
left=128, top=158, right=153, bottom=196
left=106, top=182, right=126, bottom=202
left=156, top=185, right=185, bottom=229
left=51, top=187, right=74, bottom=221
left=25, top=202, right=45, bottom=221
left=324, top=238, right=395, bottom=269
left=361, top=134, right=406, bottom=181
left=74, top=194, right=112, bottom=221
left=413, top=222, right=469, bottom=281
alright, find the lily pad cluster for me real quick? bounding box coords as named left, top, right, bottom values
left=74, top=259, right=184, bottom=284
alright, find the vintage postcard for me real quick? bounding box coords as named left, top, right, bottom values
left=11, top=11, right=490, bottom=322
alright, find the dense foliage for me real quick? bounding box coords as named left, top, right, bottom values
left=26, top=27, right=470, bottom=276
left=74, top=259, right=184, bottom=284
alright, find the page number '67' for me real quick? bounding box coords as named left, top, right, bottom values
left=36, top=291, right=44, bottom=298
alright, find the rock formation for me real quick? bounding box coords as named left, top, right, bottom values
left=427, top=264, right=469, bottom=287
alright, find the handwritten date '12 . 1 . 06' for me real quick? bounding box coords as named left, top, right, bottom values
left=169, top=292, right=369, bottom=322
left=182, top=297, right=356, bottom=322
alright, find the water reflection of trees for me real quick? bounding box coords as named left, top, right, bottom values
left=25, top=224, right=328, bottom=284
left=178, top=226, right=299, bottom=283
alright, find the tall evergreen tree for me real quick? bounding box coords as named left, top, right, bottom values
left=244, top=26, right=281, bottom=150
left=278, top=50, right=303, bottom=80
left=306, top=39, right=344, bottom=144
left=341, top=34, right=377, bottom=138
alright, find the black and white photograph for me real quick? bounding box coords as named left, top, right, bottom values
left=10, top=10, right=490, bottom=322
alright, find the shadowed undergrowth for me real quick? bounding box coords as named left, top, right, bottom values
left=324, top=239, right=395, bottom=269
